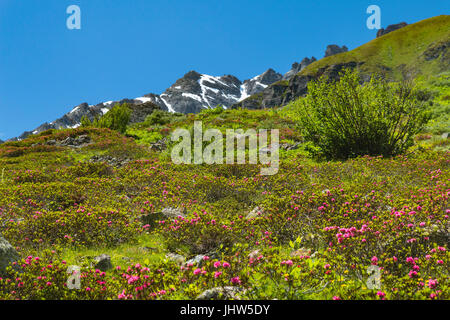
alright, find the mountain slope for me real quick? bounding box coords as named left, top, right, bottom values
left=12, top=69, right=283, bottom=141
left=140, top=69, right=282, bottom=114
left=233, top=15, right=450, bottom=110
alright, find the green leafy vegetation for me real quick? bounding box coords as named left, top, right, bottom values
left=293, top=69, right=431, bottom=159
left=81, top=103, right=132, bottom=134
left=0, top=90, right=448, bottom=300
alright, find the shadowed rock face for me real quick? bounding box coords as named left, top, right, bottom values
left=423, top=40, right=450, bottom=71
left=324, top=45, right=348, bottom=57
left=128, top=102, right=160, bottom=124
left=0, top=233, right=20, bottom=276
left=376, top=22, right=408, bottom=38
left=233, top=61, right=359, bottom=110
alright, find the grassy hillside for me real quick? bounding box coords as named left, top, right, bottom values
left=302, top=15, right=450, bottom=80
left=233, top=15, right=450, bottom=111
left=0, top=106, right=448, bottom=300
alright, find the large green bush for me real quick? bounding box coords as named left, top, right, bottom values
left=143, top=109, right=184, bottom=126
left=295, top=69, right=431, bottom=159
left=81, top=103, right=131, bottom=134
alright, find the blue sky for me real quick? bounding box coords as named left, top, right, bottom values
left=0, top=0, right=448, bottom=139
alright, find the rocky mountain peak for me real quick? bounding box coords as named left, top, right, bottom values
left=283, top=57, right=317, bottom=80
left=241, top=69, right=282, bottom=99
left=258, top=68, right=283, bottom=84
left=182, top=70, right=202, bottom=81
left=10, top=66, right=284, bottom=140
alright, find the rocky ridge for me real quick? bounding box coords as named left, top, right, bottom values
left=377, top=22, right=408, bottom=38
left=11, top=44, right=345, bottom=141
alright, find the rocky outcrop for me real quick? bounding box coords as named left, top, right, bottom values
left=89, top=155, right=131, bottom=168
left=423, top=40, right=449, bottom=71
left=280, top=141, right=302, bottom=151
left=324, top=45, right=348, bottom=57
left=196, top=287, right=243, bottom=300
left=376, top=22, right=408, bottom=38
left=129, top=102, right=161, bottom=124
left=161, top=207, right=187, bottom=219
left=0, top=233, right=19, bottom=276
left=58, top=135, right=91, bottom=147
left=93, top=254, right=113, bottom=272
left=246, top=206, right=266, bottom=219
left=140, top=207, right=187, bottom=228
left=283, top=57, right=317, bottom=80
left=423, top=224, right=449, bottom=246
left=166, top=253, right=186, bottom=265
left=149, top=138, right=167, bottom=152
left=232, top=61, right=359, bottom=110
left=241, top=69, right=282, bottom=96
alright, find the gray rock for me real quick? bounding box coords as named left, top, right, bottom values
left=376, top=22, right=408, bottom=38
left=166, top=253, right=186, bottom=265
left=423, top=224, right=449, bottom=247
left=0, top=233, right=20, bottom=276
left=161, top=207, right=187, bottom=219
left=196, top=286, right=243, bottom=300
left=129, top=102, right=160, bottom=124
left=60, top=137, right=75, bottom=146
left=423, top=40, right=449, bottom=62
left=281, top=142, right=302, bottom=151
left=89, top=155, right=130, bottom=168
left=45, top=139, right=57, bottom=146
left=185, top=254, right=207, bottom=267
left=93, top=254, right=113, bottom=272
left=241, top=69, right=282, bottom=97
left=150, top=138, right=167, bottom=151
left=232, top=61, right=360, bottom=110
left=57, top=135, right=91, bottom=148
left=246, top=206, right=265, bottom=219
left=283, top=57, right=317, bottom=80
left=74, top=134, right=91, bottom=145
left=185, top=251, right=219, bottom=267
left=141, top=207, right=187, bottom=228
left=442, top=132, right=449, bottom=139
left=324, top=45, right=348, bottom=58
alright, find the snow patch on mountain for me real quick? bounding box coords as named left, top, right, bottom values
left=182, top=93, right=203, bottom=103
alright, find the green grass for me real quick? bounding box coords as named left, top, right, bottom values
left=301, top=15, right=450, bottom=79
left=61, top=233, right=167, bottom=271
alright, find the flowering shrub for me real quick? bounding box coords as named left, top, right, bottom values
left=0, top=109, right=448, bottom=300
